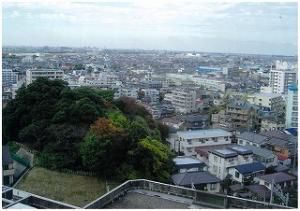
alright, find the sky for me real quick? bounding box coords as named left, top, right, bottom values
left=2, top=0, right=298, bottom=55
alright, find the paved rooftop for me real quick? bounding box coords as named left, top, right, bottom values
left=105, top=190, right=193, bottom=209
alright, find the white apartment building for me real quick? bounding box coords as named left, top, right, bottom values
left=172, top=129, right=232, bottom=156
left=165, top=73, right=194, bottom=86
left=269, top=69, right=297, bottom=94
left=26, top=69, right=64, bottom=85
left=142, top=88, right=160, bottom=102
left=164, top=89, right=197, bottom=114
left=248, top=93, right=285, bottom=113
left=208, top=145, right=253, bottom=180
left=114, top=87, right=139, bottom=99
left=285, top=83, right=298, bottom=128
left=192, top=76, right=226, bottom=92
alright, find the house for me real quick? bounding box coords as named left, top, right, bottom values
left=256, top=172, right=296, bottom=190
left=2, top=146, right=14, bottom=186
left=173, top=156, right=206, bottom=173
left=172, top=171, right=221, bottom=192
left=228, top=162, right=265, bottom=183
left=175, top=129, right=232, bottom=156
left=208, top=146, right=253, bottom=180
left=195, top=144, right=232, bottom=165
left=265, top=138, right=294, bottom=163
left=237, top=132, right=269, bottom=147
left=243, top=145, right=278, bottom=168
left=182, top=114, right=210, bottom=130
left=261, top=130, right=297, bottom=158
left=245, top=184, right=271, bottom=202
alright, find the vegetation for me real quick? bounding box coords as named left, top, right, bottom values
left=16, top=167, right=119, bottom=207
left=3, top=78, right=174, bottom=182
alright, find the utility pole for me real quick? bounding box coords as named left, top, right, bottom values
left=292, top=141, right=297, bottom=174
left=270, top=179, right=274, bottom=204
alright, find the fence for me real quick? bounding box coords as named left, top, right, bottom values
left=84, top=179, right=292, bottom=209
left=57, top=168, right=96, bottom=177
left=11, top=153, right=31, bottom=168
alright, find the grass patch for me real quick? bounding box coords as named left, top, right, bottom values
left=16, top=167, right=119, bottom=207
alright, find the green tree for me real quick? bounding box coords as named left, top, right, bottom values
left=131, top=137, right=174, bottom=182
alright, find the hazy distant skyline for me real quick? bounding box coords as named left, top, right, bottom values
left=3, top=1, right=298, bottom=56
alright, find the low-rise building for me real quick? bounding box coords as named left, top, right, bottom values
left=172, top=171, right=221, bottom=193
left=26, top=69, right=64, bottom=85
left=182, top=114, right=210, bottom=130
left=173, top=129, right=232, bottom=156
left=256, top=172, right=296, bottom=190
left=243, top=145, right=278, bottom=168
left=173, top=156, right=206, bottom=173
left=237, top=132, right=269, bottom=147
left=228, top=162, right=265, bottom=183
left=164, top=88, right=197, bottom=114
left=208, top=145, right=254, bottom=180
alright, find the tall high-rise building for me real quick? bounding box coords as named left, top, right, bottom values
left=285, top=83, right=298, bottom=128
left=269, top=61, right=297, bottom=94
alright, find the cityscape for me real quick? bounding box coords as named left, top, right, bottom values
left=2, top=0, right=298, bottom=209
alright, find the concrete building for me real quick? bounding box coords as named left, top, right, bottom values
left=208, top=145, right=254, bottom=180
left=285, top=83, right=298, bottom=128
left=269, top=69, right=296, bottom=94
left=26, top=69, right=64, bottom=85
left=172, top=129, right=232, bottom=156
left=114, top=87, right=139, bottom=99
left=164, top=88, right=197, bottom=114
left=2, top=69, right=18, bottom=87
left=225, top=100, right=260, bottom=131
left=248, top=93, right=285, bottom=113
left=192, top=76, right=226, bottom=92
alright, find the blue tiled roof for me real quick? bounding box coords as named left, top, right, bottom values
left=285, top=128, right=298, bottom=137
left=235, top=162, right=265, bottom=174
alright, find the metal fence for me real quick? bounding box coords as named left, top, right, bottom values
left=84, top=179, right=291, bottom=209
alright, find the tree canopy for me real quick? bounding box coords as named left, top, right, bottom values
left=3, top=78, right=174, bottom=182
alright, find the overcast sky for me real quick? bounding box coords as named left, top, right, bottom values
left=2, top=1, right=298, bottom=55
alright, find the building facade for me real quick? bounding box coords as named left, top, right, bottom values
left=269, top=69, right=296, bottom=94
left=164, top=88, right=197, bottom=114
left=26, top=69, right=64, bottom=85
left=285, top=83, right=298, bottom=128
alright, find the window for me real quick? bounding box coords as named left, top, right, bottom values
left=214, top=156, right=218, bottom=162
left=210, top=183, right=216, bottom=190
left=3, top=165, right=9, bottom=170
left=235, top=171, right=240, bottom=178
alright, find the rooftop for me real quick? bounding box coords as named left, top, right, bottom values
left=252, top=93, right=283, bottom=98
left=172, top=171, right=220, bottom=186
left=257, top=172, right=296, bottom=183
left=234, top=162, right=265, bottom=174
left=104, top=191, right=190, bottom=209
left=228, top=145, right=253, bottom=155
left=210, top=148, right=237, bottom=158
left=237, top=132, right=269, bottom=145
left=242, top=145, right=275, bottom=158
left=177, top=129, right=231, bottom=139
left=173, top=156, right=203, bottom=166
